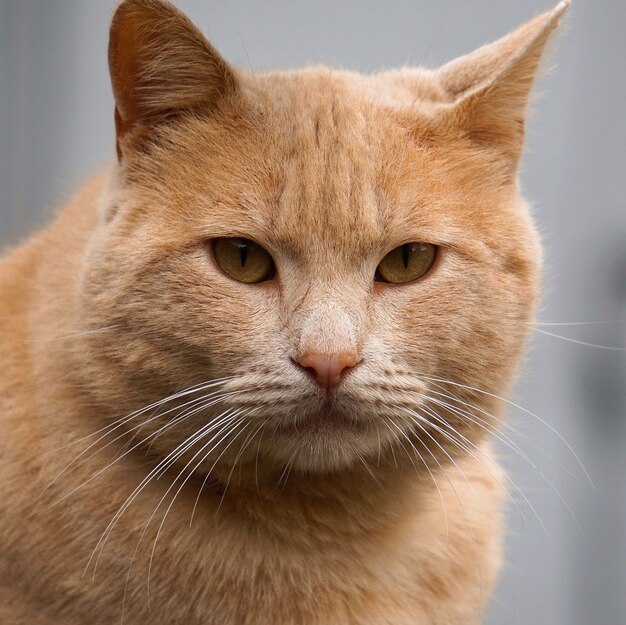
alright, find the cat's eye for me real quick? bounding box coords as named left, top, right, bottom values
left=375, top=243, right=437, bottom=284
left=213, top=238, right=275, bottom=284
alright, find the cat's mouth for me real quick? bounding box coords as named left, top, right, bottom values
left=280, top=406, right=368, bottom=437
left=267, top=402, right=384, bottom=472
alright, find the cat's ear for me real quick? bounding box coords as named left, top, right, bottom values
left=435, top=1, right=570, bottom=172
left=108, top=0, right=237, bottom=159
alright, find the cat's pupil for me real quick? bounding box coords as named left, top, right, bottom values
left=402, top=244, right=410, bottom=269
left=239, top=240, right=249, bottom=267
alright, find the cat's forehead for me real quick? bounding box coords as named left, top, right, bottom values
left=242, top=69, right=451, bottom=258
left=142, top=67, right=497, bottom=264
left=253, top=66, right=446, bottom=116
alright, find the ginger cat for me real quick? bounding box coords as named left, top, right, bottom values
left=0, top=1, right=570, bottom=623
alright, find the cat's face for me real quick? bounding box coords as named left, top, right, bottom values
left=76, top=0, right=563, bottom=475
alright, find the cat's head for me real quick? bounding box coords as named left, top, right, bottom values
left=77, top=0, right=568, bottom=475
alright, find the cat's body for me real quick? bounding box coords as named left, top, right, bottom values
left=0, top=2, right=568, bottom=623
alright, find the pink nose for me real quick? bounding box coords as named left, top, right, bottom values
left=296, top=352, right=359, bottom=389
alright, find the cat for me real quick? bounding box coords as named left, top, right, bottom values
left=0, top=1, right=570, bottom=623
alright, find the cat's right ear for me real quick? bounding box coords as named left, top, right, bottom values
left=108, top=0, right=237, bottom=160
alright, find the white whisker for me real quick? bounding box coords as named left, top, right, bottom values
left=418, top=373, right=594, bottom=487
left=422, top=385, right=582, bottom=483
left=385, top=419, right=449, bottom=538
left=120, top=411, right=247, bottom=619
left=37, top=391, right=241, bottom=514
left=420, top=393, right=580, bottom=533
left=401, top=411, right=476, bottom=541
left=214, top=418, right=267, bottom=515
left=147, top=415, right=253, bottom=603
left=412, top=402, right=531, bottom=528
left=86, top=409, right=242, bottom=580
left=530, top=320, right=624, bottom=326
left=531, top=327, right=624, bottom=351
left=39, top=385, right=235, bottom=502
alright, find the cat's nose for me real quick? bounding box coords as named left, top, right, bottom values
left=295, top=352, right=359, bottom=389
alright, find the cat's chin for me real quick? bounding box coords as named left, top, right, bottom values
left=265, top=410, right=383, bottom=473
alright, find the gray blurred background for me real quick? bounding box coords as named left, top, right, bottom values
left=1, top=1, right=625, bottom=623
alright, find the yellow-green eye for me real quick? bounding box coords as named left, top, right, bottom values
left=376, top=243, right=436, bottom=284
left=213, top=238, right=275, bottom=284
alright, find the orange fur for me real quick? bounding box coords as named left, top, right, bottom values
left=0, top=1, right=569, bottom=623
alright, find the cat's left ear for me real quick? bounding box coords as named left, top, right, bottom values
left=435, top=1, right=570, bottom=173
